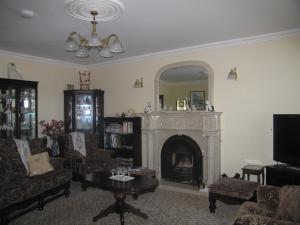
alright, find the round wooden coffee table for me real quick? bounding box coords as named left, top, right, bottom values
left=83, top=171, right=159, bottom=225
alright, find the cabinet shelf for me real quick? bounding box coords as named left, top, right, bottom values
left=104, top=117, right=141, bottom=166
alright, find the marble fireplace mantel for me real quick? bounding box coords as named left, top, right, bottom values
left=141, top=111, right=222, bottom=185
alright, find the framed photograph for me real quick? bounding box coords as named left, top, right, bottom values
left=176, top=99, right=187, bottom=111
left=190, top=91, right=205, bottom=110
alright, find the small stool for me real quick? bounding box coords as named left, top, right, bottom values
left=208, top=178, right=260, bottom=213
left=242, top=165, right=265, bottom=184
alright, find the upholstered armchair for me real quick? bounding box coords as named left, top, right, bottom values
left=231, top=185, right=300, bottom=225
left=64, top=133, right=118, bottom=177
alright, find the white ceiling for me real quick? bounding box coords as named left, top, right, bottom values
left=0, top=0, right=300, bottom=66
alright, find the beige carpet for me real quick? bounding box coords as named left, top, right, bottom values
left=11, top=182, right=239, bottom=225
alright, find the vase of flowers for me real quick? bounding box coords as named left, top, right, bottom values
left=39, top=119, right=64, bottom=156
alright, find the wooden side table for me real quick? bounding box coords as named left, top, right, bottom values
left=242, top=165, right=265, bottom=184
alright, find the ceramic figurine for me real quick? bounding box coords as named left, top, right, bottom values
left=205, top=100, right=214, bottom=112
left=79, top=71, right=90, bottom=90
left=144, top=102, right=152, bottom=113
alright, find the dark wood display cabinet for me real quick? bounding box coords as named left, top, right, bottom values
left=0, top=78, right=38, bottom=140
left=64, top=89, right=104, bottom=136
left=266, top=164, right=300, bottom=186
left=103, top=117, right=142, bottom=166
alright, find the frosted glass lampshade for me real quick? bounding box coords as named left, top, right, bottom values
left=76, top=46, right=89, bottom=58
left=110, top=38, right=123, bottom=53
left=65, top=38, right=79, bottom=51
left=99, top=48, right=113, bottom=58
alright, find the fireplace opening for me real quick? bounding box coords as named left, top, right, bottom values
left=161, top=135, right=203, bottom=186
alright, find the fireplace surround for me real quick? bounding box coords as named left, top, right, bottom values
left=141, top=111, right=222, bottom=186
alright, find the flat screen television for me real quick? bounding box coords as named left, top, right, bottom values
left=273, top=114, right=300, bottom=167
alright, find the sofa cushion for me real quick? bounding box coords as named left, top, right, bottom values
left=257, top=185, right=280, bottom=212
left=275, top=185, right=300, bottom=222
left=237, top=201, right=276, bottom=218
left=29, top=138, right=47, bottom=155
left=27, top=152, right=54, bottom=176
left=0, top=177, right=28, bottom=210
left=0, top=138, right=27, bottom=175
left=0, top=159, right=13, bottom=183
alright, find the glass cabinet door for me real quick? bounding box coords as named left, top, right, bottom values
left=20, top=87, right=36, bottom=140
left=64, top=93, right=73, bottom=134
left=75, top=93, right=93, bottom=132
left=0, top=87, right=17, bottom=138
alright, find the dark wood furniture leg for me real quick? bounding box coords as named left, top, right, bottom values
left=93, top=192, right=148, bottom=225
left=209, top=192, right=216, bottom=213
left=209, top=192, right=255, bottom=213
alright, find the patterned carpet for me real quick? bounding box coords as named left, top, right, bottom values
left=11, top=182, right=239, bottom=225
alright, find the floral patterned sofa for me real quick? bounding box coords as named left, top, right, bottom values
left=0, top=138, right=72, bottom=225
left=231, top=185, right=300, bottom=225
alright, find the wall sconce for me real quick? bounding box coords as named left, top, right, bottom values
left=227, top=67, right=237, bottom=80
left=133, top=77, right=143, bottom=88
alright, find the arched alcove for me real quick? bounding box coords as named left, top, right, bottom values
left=154, top=61, right=214, bottom=112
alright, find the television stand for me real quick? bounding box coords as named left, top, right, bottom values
left=266, top=164, right=300, bottom=186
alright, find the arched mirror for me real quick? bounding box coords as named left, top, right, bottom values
left=155, top=61, right=213, bottom=112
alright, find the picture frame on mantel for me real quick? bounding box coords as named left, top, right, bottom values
left=190, top=91, right=205, bottom=110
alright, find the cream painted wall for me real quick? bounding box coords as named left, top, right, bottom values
left=1, top=36, right=299, bottom=176
left=0, top=57, right=78, bottom=136
left=90, top=36, right=300, bottom=176
left=160, top=81, right=208, bottom=110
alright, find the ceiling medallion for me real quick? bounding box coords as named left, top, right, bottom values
left=65, top=0, right=124, bottom=22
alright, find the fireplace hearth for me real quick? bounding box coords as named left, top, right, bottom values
left=161, top=135, right=202, bottom=186
left=141, top=111, right=222, bottom=186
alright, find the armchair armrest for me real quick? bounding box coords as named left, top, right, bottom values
left=88, top=148, right=113, bottom=161
left=257, top=185, right=280, bottom=212
left=49, top=157, right=68, bottom=169
left=232, top=214, right=299, bottom=225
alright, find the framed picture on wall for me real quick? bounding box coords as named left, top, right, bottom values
left=190, top=91, right=205, bottom=110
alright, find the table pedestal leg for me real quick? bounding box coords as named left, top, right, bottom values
left=93, top=192, right=148, bottom=225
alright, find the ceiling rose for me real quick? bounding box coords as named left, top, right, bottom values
left=65, top=0, right=124, bottom=22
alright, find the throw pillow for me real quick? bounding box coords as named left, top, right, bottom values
left=27, top=152, right=54, bottom=176
left=275, top=185, right=300, bottom=222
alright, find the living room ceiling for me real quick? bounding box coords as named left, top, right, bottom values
left=0, top=0, right=300, bottom=66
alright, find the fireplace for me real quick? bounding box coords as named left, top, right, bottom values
left=141, top=111, right=221, bottom=186
left=161, top=135, right=202, bottom=186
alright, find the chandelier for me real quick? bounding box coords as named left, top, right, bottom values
left=64, top=10, right=123, bottom=58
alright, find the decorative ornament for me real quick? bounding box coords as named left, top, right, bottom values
left=7, top=63, right=23, bottom=80
left=79, top=71, right=90, bottom=90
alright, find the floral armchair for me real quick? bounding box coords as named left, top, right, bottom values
left=64, top=133, right=119, bottom=178
left=231, top=185, right=300, bottom=225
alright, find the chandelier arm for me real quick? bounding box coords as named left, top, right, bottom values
left=69, top=32, right=89, bottom=46
left=100, top=34, right=120, bottom=48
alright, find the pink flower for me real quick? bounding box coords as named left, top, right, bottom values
left=39, top=119, right=64, bottom=140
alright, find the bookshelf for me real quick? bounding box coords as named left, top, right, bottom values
left=103, top=117, right=141, bottom=166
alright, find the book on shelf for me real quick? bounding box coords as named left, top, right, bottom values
left=105, top=123, right=123, bottom=133
left=115, top=157, right=134, bottom=166
left=122, top=121, right=133, bottom=134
